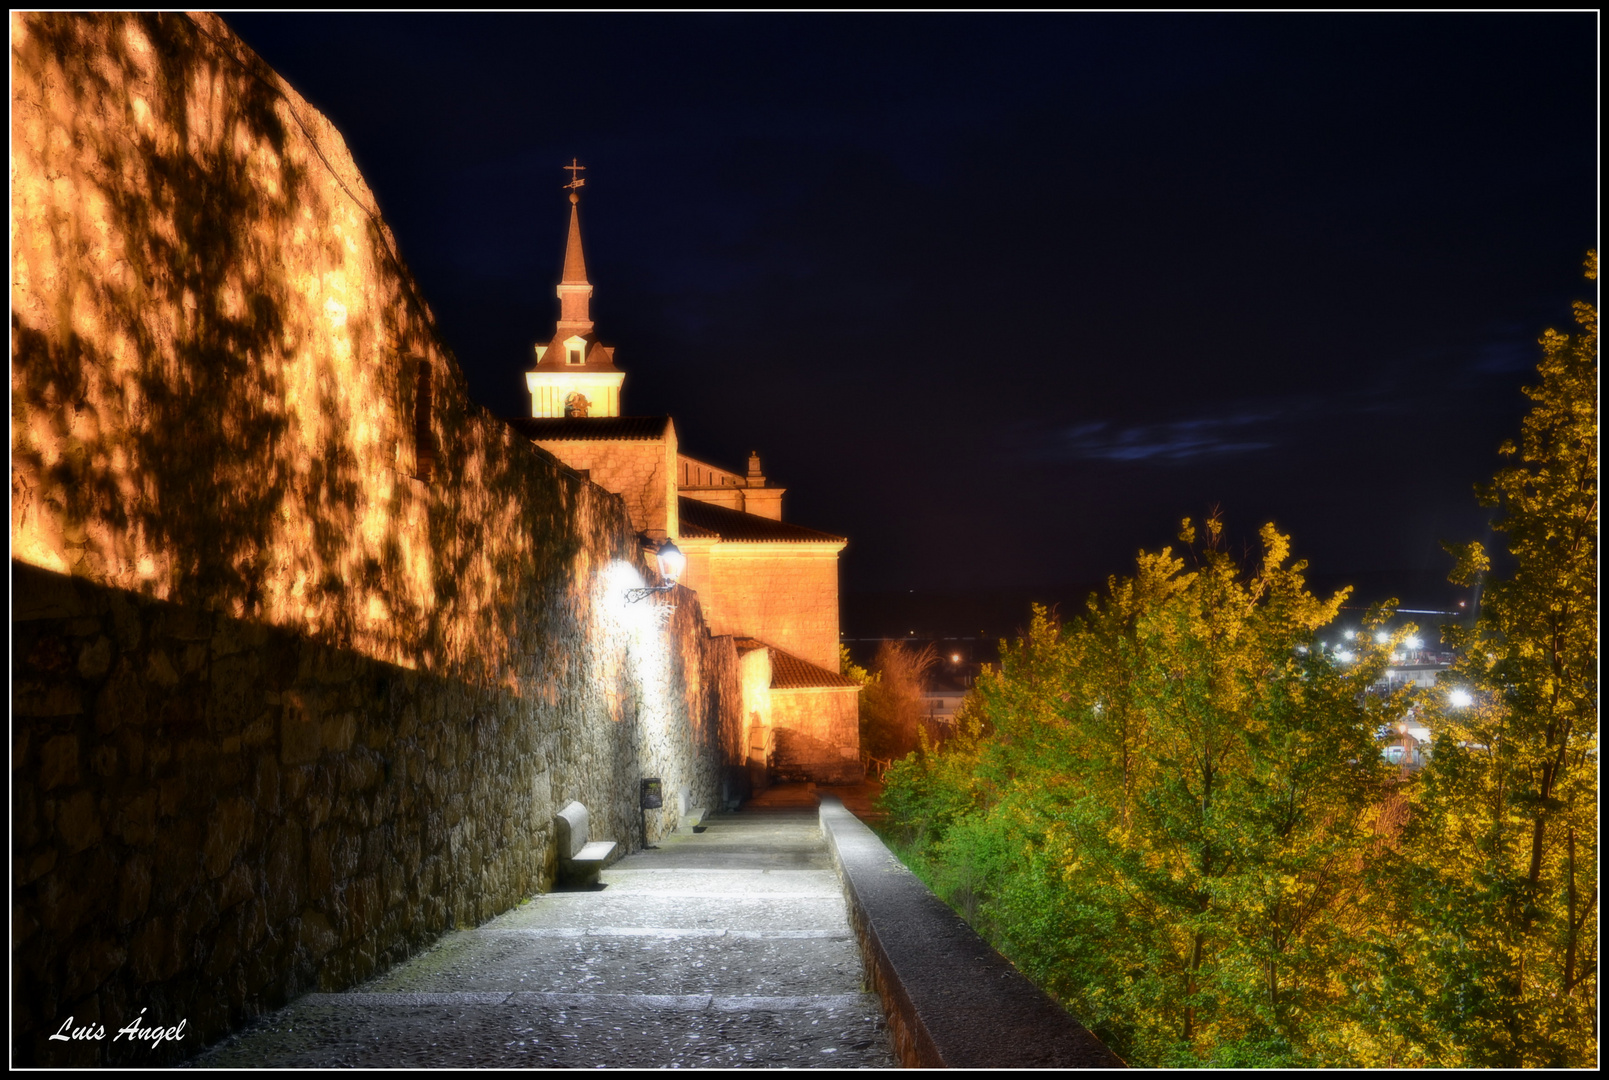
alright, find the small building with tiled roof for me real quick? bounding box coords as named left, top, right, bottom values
left=510, top=177, right=861, bottom=784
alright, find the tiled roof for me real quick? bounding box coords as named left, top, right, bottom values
left=677, top=497, right=845, bottom=544
left=509, top=415, right=670, bottom=441
left=532, top=334, right=621, bottom=372
left=679, top=519, right=720, bottom=539
left=768, top=646, right=862, bottom=690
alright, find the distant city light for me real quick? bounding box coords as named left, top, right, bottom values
left=1296, top=645, right=1309, bottom=654
left=1391, top=653, right=1404, bottom=663
left=1448, top=689, right=1474, bottom=708
left=1336, top=649, right=1356, bottom=663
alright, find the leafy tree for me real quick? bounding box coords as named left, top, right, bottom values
left=1388, top=253, right=1598, bottom=1067
left=884, top=517, right=1401, bottom=1065
left=858, top=640, right=939, bottom=763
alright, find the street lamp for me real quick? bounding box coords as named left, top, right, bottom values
left=1448, top=688, right=1473, bottom=708
left=627, top=540, right=685, bottom=602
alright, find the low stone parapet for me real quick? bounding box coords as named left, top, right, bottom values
left=818, top=796, right=1124, bottom=1069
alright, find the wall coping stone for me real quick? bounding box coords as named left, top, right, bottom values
left=818, top=796, right=1125, bottom=1069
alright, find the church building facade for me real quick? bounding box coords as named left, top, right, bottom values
left=510, top=180, right=862, bottom=784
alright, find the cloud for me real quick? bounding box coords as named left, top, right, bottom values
left=1048, top=412, right=1280, bottom=463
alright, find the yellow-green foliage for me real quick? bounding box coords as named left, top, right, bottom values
left=882, top=256, right=1598, bottom=1069
left=884, top=517, right=1406, bottom=1065
left=1381, top=253, right=1598, bottom=1068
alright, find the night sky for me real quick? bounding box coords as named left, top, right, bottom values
left=226, top=13, right=1596, bottom=619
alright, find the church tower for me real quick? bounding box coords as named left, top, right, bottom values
left=525, top=161, right=625, bottom=418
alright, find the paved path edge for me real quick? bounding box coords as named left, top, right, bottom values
left=818, top=796, right=1126, bottom=1069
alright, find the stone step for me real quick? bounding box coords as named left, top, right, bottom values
left=489, top=893, right=851, bottom=934
left=193, top=990, right=891, bottom=1068
left=361, top=929, right=869, bottom=997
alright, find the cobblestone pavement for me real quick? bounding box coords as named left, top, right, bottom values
left=192, top=807, right=895, bottom=1067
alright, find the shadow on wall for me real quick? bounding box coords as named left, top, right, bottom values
left=10, top=12, right=611, bottom=685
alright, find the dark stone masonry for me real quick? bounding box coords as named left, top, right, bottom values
left=12, top=561, right=743, bottom=1066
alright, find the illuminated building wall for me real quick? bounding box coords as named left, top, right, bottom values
left=513, top=184, right=862, bottom=785
left=10, top=12, right=742, bottom=1065
left=685, top=544, right=844, bottom=671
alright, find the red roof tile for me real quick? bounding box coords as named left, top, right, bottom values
left=767, top=646, right=862, bottom=689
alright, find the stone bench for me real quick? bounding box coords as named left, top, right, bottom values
left=555, top=800, right=617, bottom=886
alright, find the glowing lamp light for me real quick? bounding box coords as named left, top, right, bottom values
left=1375, top=631, right=1390, bottom=644
left=1448, top=688, right=1474, bottom=708
left=1336, top=649, right=1355, bottom=663
left=950, top=653, right=961, bottom=664
left=1343, top=630, right=1356, bottom=641
left=656, top=540, right=686, bottom=586
left=626, top=540, right=685, bottom=603
left=1405, top=636, right=1423, bottom=650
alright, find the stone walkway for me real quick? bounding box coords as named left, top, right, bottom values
left=192, top=807, right=895, bottom=1068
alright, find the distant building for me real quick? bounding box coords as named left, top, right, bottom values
left=511, top=184, right=861, bottom=783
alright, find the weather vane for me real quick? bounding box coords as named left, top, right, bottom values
left=563, top=158, right=586, bottom=191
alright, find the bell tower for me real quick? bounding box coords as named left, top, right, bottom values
left=525, top=160, right=625, bottom=418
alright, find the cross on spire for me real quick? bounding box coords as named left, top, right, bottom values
left=563, top=158, right=586, bottom=191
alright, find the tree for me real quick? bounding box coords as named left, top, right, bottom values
left=883, top=516, right=1401, bottom=1065
left=1390, top=252, right=1598, bottom=1067
left=858, top=640, right=939, bottom=764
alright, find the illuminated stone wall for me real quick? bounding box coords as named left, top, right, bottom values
left=11, top=11, right=737, bottom=1065
left=531, top=432, right=680, bottom=542
left=697, top=547, right=844, bottom=670
left=770, top=687, right=863, bottom=784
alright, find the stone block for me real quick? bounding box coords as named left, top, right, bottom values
left=264, top=824, right=305, bottom=924
left=253, top=755, right=281, bottom=815
left=320, top=712, right=356, bottom=753
left=64, top=935, right=126, bottom=1002
left=57, top=789, right=103, bottom=852
left=39, top=734, right=80, bottom=789
left=117, top=855, right=152, bottom=925
left=297, top=911, right=338, bottom=961
left=107, top=591, right=142, bottom=651
left=116, top=792, right=158, bottom=846
left=95, top=661, right=147, bottom=733
left=91, top=743, right=118, bottom=777
left=203, top=797, right=254, bottom=879
left=145, top=650, right=180, bottom=688
left=280, top=699, right=320, bottom=765
left=21, top=847, right=58, bottom=884
left=217, top=861, right=254, bottom=912
left=128, top=916, right=180, bottom=982
left=77, top=635, right=114, bottom=679
left=14, top=682, right=84, bottom=716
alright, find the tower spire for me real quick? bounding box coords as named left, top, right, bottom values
left=557, top=158, right=593, bottom=334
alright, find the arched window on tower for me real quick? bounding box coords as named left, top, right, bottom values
left=414, top=359, right=437, bottom=481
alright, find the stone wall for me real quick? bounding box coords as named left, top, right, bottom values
left=770, top=687, right=862, bottom=784
left=11, top=11, right=737, bottom=1065
left=532, top=431, right=679, bottom=541
left=698, top=547, right=843, bottom=670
